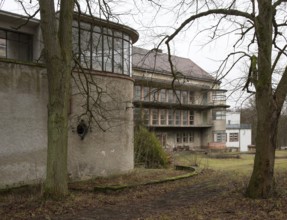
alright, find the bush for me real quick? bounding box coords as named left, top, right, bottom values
left=134, top=126, right=169, bottom=168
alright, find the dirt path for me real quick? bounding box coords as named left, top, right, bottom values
left=57, top=171, right=230, bottom=220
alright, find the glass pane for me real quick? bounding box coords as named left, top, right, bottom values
left=134, top=86, right=141, bottom=100
left=92, top=25, right=101, bottom=33
left=91, top=32, right=102, bottom=71
left=103, top=27, right=112, bottom=35
left=182, top=91, right=188, bottom=104
left=160, top=89, right=166, bottom=102
left=152, top=109, right=158, bottom=125
left=80, top=29, right=92, bottom=68
left=123, top=40, right=130, bottom=75
left=143, top=109, right=149, bottom=125
left=7, top=40, right=19, bottom=59
left=80, top=22, right=91, bottom=30
left=143, top=87, right=149, bottom=101
left=168, top=110, right=174, bottom=125
left=103, top=35, right=112, bottom=72
left=168, top=90, right=174, bottom=103
left=160, top=110, right=166, bottom=125
left=175, top=110, right=181, bottom=125
left=72, top=27, right=79, bottom=58
left=114, top=37, right=123, bottom=74
left=0, top=38, right=6, bottom=57
left=183, top=111, right=188, bottom=125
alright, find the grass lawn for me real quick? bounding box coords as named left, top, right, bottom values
left=173, top=150, right=287, bottom=176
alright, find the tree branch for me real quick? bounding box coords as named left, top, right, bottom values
left=166, top=8, right=254, bottom=44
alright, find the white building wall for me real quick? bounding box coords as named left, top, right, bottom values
left=225, top=112, right=251, bottom=152
left=239, top=129, right=252, bottom=152
left=226, top=112, right=240, bottom=125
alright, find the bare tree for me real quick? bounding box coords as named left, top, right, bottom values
left=158, top=0, right=287, bottom=198
left=13, top=0, right=119, bottom=198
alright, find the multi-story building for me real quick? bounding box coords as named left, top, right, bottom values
left=132, top=47, right=229, bottom=150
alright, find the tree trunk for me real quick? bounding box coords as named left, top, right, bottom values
left=245, top=0, right=276, bottom=199
left=246, top=94, right=279, bottom=198
left=44, top=61, right=71, bottom=197
left=38, top=0, right=74, bottom=198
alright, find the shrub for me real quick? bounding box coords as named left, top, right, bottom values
left=134, top=126, right=169, bottom=168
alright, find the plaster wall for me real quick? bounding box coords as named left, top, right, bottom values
left=0, top=61, right=134, bottom=188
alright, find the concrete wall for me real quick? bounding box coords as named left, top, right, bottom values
left=0, top=61, right=134, bottom=188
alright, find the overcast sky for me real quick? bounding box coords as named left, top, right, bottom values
left=1, top=1, right=250, bottom=108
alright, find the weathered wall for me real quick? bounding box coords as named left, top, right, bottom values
left=0, top=61, right=48, bottom=187
left=68, top=71, right=134, bottom=180
left=0, top=61, right=134, bottom=188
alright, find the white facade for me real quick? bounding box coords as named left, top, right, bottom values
left=226, top=112, right=251, bottom=152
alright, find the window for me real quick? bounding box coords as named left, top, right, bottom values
left=202, top=92, right=208, bottom=104
left=114, top=33, right=123, bottom=74
left=175, top=90, right=181, bottom=103
left=168, top=110, right=174, bottom=125
left=0, top=29, right=32, bottom=61
left=189, top=111, right=194, bottom=125
left=160, top=89, right=166, bottom=102
left=168, top=90, right=174, bottom=103
left=212, top=91, right=226, bottom=101
left=134, top=86, right=141, bottom=100
left=143, top=87, right=150, bottom=101
left=182, top=111, right=188, bottom=125
left=143, top=109, right=150, bottom=125
left=229, top=133, right=239, bottom=142
left=150, top=88, right=159, bottom=101
left=189, top=132, right=194, bottom=142
left=175, top=110, right=181, bottom=125
left=103, top=34, right=113, bottom=72
left=176, top=133, right=182, bottom=143
left=183, top=132, right=188, bottom=143
left=160, top=110, right=167, bottom=125
left=151, top=109, right=158, bottom=125
left=214, top=131, right=226, bottom=142
left=182, top=91, right=188, bottom=104
left=213, top=109, right=226, bottom=120
left=91, top=32, right=102, bottom=70
left=73, top=22, right=132, bottom=75
left=189, top=91, right=195, bottom=104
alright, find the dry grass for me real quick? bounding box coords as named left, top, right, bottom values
left=1, top=151, right=287, bottom=219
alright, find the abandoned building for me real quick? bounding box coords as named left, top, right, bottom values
left=0, top=10, right=138, bottom=188
left=132, top=47, right=229, bottom=151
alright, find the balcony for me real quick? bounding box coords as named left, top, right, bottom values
left=133, top=100, right=229, bottom=110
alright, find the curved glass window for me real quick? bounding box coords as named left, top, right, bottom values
left=72, top=21, right=132, bottom=76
